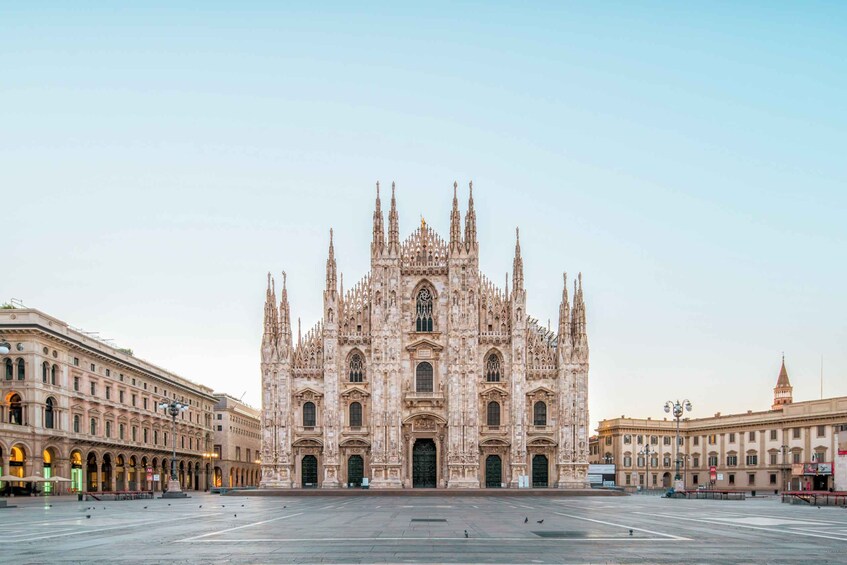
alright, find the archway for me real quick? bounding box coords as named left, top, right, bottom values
left=347, top=455, right=364, bottom=487
left=485, top=455, right=502, bottom=488
left=116, top=455, right=126, bottom=491
left=10, top=445, right=26, bottom=480
left=86, top=453, right=98, bottom=491
left=532, top=454, right=548, bottom=488
left=42, top=448, right=56, bottom=494
left=301, top=456, right=318, bottom=488
left=214, top=466, right=222, bottom=488
left=101, top=454, right=113, bottom=491
left=412, top=439, right=437, bottom=488
left=128, top=456, right=138, bottom=490
left=662, top=472, right=672, bottom=488
left=70, top=451, right=83, bottom=492
left=8, top=393, right=23, bottom=425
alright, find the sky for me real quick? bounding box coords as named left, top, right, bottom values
left=2, top=2, right=845, bottom=428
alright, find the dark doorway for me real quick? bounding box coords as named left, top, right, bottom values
left=301, top=455, right=318, bottom=488
left=348, top=455, right=364, bottom=487
left=532, top=454, right=548, bottom=487
left=485, top=455, right=502, bottom=488
left=413, top=439, right=437, bottom=488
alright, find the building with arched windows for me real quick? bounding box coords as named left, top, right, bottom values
left=260, top=182, right=590, bottom=489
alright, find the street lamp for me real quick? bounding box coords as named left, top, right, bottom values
left=159, top=399, right=190, bottom=498
left=780, top=445, right=789, bottom=492
left=202, top=452, right=219, bottom=491
left=664, top=399, right=692, bottom=488
left=0, top=334, right=10, bottom=355
left=639, top=443, right=656, bottom=492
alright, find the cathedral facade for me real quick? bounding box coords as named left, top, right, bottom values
left=260, top=183, right=589, bottom=489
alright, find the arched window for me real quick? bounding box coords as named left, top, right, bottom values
left=9, top=393, right=23, bottom=425
left=51, top=364, right=57, bottom=386
left=486, top=354, right=501, bottom=382
left=487, top=401, right=501, bottom=427
left=415, top=288, right=434, bottom=332
left=349, top=402, right=362, bottom=427
left=349, top=353, right=364, bottom=383
left=90, top=418, right=97, bottom=436
left=4, top=358, right=12, bottom=380
left=42, top=362, right=49, bottom=383
left=73, top=414, right=80, bottom=433
left=17, top=358, right=25, bottom=380
left=415, top=362, right=433, bottom=393
left=45, top=397, right=55, bottom=429
left=303, top=402, right=316, bottom=427
left=533, top=401, right=547, bottom=426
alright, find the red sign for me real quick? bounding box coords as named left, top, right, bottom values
left=709, top=466, right=717, bottom=482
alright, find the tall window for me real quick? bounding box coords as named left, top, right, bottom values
left=45, top=397, right=55, bottom=429
left=349, top=402, right=362, bottom=427
left=73, top=414, right=80, bottom=433
left=9, top=393, right=23, bottom=424
left=43, top=362, right=49, bottom=383
left=486, top=354, right=501, bottom=382
left=5, top=358, right=12, bottom=380
left=17, top=358, right=25, bottom=380
left=533, top=401, right=547, bottom=426
left=51, top=364, right=57, bottom=385
left=303, top=401, right=316, bottom=427
left=487, top=401, right=501, bottom=427
left=349, top=353, right=364, bottom=383
left=415, top=288, right=434, bottom=332
left=90, top=418, right=97, bottom=436
left=415, top=362, right=433, bottom=393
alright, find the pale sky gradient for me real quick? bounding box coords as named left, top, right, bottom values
left=2, top=3, right=845, bottom=428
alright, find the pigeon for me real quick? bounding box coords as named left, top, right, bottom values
left=86, top=515, right=91, bottom=519
left=629, top=529, right=633, bottom=536
left=536, top=519, right=544, bottom=524
left=524, top=517, right=528, bottom=523
left=143, top=506, right=147, bottom=509
left=199, top=505, right=203, bottom=508
left=283, top=505, right=286, bottom=509
left=167, top=504, right=171, bottom=506
left=234, top=514, right=237, bottom=518
left=464, top=530, right=468, bottom=538
left=241, top=504, right=244, bottom=507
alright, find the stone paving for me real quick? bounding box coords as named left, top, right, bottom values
left=1, top=492, right=846, bottom=563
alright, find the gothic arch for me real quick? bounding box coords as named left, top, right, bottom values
left=346, top=349, right=366, bottom=383
left=483, top=348, right=504, bottom=382
left=412, top=280, right=437, bottom=332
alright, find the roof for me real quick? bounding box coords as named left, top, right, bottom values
left=776, top=357, right=791, bottom=387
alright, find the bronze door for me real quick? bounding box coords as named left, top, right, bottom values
left=532, top=454, right=548, bottom=487
left=347, top=455, right=364, bottom=487
left=485, top=455, right=502, bottom=488
left=412, top=439, right=437, bottom=488
left=301, top=455, right=318, bottom=488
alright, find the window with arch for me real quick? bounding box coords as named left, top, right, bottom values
left=90, top=418, right=97, bottom=436
left=415, top=362, right=433, bottom=393
left=415, top=288, right=434, bottom=332
left=17, top=358, right=24, bottom=380
left=486, top=354, right=501, bottom=382
left=73, top=414, right=80, bottom=433
left=349, top=401, right=362, bottom=427
left=4, top=358, right=12, bottom=380
left=303, top=401, right=316, bottom=427
left=349, top=353, right=364, bottom=383
left=533, top=401, right=547, bottom=426
left=51, top=364, right=57, bottom=386
left=487, top=401, right=501, bottom=427
left=45, top=397, right=55, bottom=429
left=9, top=393, right=23, bottom=424
left=43, top=361, right=49, bottom=383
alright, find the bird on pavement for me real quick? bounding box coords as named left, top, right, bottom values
left=629, top=529, right=633, bottom=536
left=86, top=515, right=91, bottom=519
left=536, top=519, right=544, bottom=524
left=524, top=517, right=528, bottom=523
left=464, top=530, right=468, bottom=538
left=143, top=506, right=147, bottom=509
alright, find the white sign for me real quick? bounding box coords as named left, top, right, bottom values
left=589, top=464, right=615, bottom=475
left=587, top=474, right=603, bottom=484
left=717, top=473, right=724, bottom=481
left=603, top=480, right=616, bottom=487
left=153, top=474, right=160, bottom=482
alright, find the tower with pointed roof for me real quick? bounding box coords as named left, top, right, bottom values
left=772, top=355, right=794, bottom=410
left=260, top=182, right=590, bottom=489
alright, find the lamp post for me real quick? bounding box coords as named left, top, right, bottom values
left=159, top=399, right=189, bottom=498
left=254, top=459, right=262, bottom=487
left=780, top=444, right=789, bottom=492
left=639, top=444, right=655, bottom=492
left=664, top=399, right=692, bottom=490
left=0, top=335, right=10, bottom=355
left=202, top=452, right=219, bottom=491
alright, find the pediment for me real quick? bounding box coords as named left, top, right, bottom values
left=340, top=386, right=370, bottom=399
left=527, top=437, right=557, bottom=447
left=402, top=412, right=448, bottom=426
left=292, top=438, right=323, bottom=448
left=526, top=385, right=555, bottom=397
left=339, top=437, right=371, bottom=447
left=480, top=384, right=509, bottom=397
left=405, top=338, right=444, bottom=352
left=480, top=437, right=511, bottom=447
left=294, top=387, right=324, bottom=400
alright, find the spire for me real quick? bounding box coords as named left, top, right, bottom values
left=571, top=273, right=587, bottom=354
left=387, top=181, right=400, bottom=254
left=512, top=227, right=524, bottom=292
left=372, top=181, right=385, bottom=256
left=326, top=228, right=337, bottom=290
left=464, top=181, right=477, bottom=251
left=558, top=272, right=571, bottom=348
left=449, top=181, right=462, bottom=252
left=297, top=317, right=302, bottom=347
left=263, top=272, right=279, bottom=342
left=278, top=271, right=292, bottom=349
left=772, top=354, right=793, bottom=409
left=505, top=272, right=509, bottom=299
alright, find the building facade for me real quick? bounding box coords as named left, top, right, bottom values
left=596, top=359, right=847, bottom=492
left=212, top=393, right=261, bottom=489
left=260, top=183, right=590, bottom=489
left=0, top=308, right=217, bottom=493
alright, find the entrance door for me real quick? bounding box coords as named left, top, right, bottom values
left=532, top=454, right=548, bottom=487
left=301, top=455, right=318, bottom=488
left=348, top=455, right=364, bottom=487
left=412, top=439, right=437, bottom=488
left=485, top=455, right=502, bottom=488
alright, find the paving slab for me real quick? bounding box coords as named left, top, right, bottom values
left=0, top=493, right=844, bottom=563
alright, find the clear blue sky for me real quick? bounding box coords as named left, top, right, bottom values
left=3, top=2, right=845, bottom=426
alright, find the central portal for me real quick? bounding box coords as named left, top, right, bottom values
left=412, top=438, right=437, bottom=488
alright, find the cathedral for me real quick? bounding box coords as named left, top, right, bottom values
left=260, top=182, right=590, bottom=489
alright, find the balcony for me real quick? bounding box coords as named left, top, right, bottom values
left=481, top=425, right=509, bottom=436
left=403, top=391, right=445, bottom=409
left=295, top=425, right=323, bottom=436
left=343, top=425, right=370, bottom=436
left=528, top=425, right=554, bottom=434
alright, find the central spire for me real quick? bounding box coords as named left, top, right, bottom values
left=512, top=227, right=524, bottom=291
left=372, top=181, right=385, bottom=256
left=325, top=228, right=337, bottom=290
left=387, top=181, right=400, bottom=255
left=464, top=181, right=477, bottom=251
left=450, top=181, right=462, bottom=252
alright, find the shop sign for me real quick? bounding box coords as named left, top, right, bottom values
left=709, top=466, right=717, bottom=481
left=791, top=464, right=804, bottom=476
